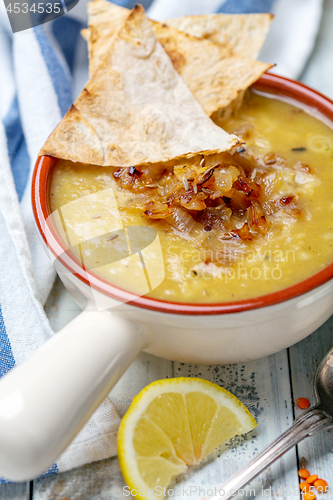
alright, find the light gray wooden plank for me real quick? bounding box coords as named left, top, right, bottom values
left=0, top=482, right=30, bottom=500
left=289, top=318, right=333, bottom=485
left=172, top=351, right=299, bottom=500
left=289, top=0, right=333, bottom=484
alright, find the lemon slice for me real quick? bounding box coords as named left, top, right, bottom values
left=118, top=377, right=256, bottom=499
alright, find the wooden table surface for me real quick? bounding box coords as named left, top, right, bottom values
left=2, top=1, right=333, bottom=498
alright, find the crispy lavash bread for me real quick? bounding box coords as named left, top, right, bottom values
left=166, top=13, right=273, bottom=61
left=152, top=22, right=272, bottom=118
left=40, top=5, right=240, bottom=167
left=82, top=0, right=129, bottom=77
left=82, top=1, right=230, bottom=77
left=82, top=0, right=272, bottom=118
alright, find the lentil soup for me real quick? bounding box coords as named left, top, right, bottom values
left=49, top=91, right=333, bottom=303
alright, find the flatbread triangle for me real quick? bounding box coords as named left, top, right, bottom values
left=40, top=5, right=240, bottom=167
left=166, top=12, right=273, bottom=60
left=82, top=1, right=273, bottom=119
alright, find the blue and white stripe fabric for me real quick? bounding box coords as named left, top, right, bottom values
left=0, top=0, right=324, bottom=479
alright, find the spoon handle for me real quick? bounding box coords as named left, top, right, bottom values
left=208, top=409, right=333, bottom=500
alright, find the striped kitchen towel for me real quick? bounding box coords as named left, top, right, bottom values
left=0, top=0, right=324, bottom=480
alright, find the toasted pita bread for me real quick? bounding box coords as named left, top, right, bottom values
left=40, top=6, right=239, bottom=166
left=166, top=13, right=273, bottom=60
left=83, top=1, right=272, bottom=117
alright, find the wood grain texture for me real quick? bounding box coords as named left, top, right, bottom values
left=290, top=319, right=333, bottom=486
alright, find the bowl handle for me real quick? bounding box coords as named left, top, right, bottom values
left=0, top=309, right=146, bottom=481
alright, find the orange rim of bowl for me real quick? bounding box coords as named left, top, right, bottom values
left=32, top=73, right=333, bottom=315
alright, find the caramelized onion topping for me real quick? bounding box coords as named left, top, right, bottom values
left=113, top=151, right=306, bottom=264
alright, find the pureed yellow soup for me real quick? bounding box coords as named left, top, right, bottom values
left=50, top=91, right=333, bottom=303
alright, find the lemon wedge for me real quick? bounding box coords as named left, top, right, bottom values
left=118, top=377, right=256, bottom=499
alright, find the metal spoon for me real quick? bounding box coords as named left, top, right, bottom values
left=208, top=346, right=333, bottom=500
